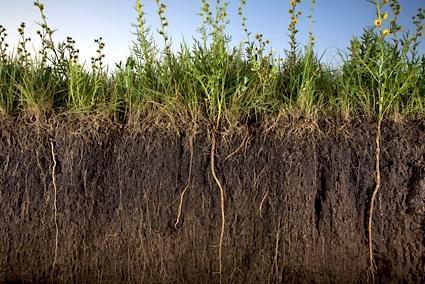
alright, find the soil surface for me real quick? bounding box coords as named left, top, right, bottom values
left=0, top=119, right=424, bottom=283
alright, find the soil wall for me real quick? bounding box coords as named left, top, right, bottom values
left=0, top=120, right=424, bottom=283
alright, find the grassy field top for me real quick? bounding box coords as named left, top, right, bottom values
left=0, top=0, right=424, bottom=126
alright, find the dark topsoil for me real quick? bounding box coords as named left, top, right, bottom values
left=0, top=118, right=424, bottom=284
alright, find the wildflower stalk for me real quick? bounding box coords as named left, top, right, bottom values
left=307, top=0, right=316, bottom=49
left=17, top=22, right=31, bottom=67
left=91, top=37, right=106, bottom=73
left=155, top=0, right=171, bottom=60
left=389, top=0, right=402, bottom=37
left=288, top=0, right=302, bottom=62
left=198, top=0, right=209, bottom=50
left=365, top=0, right=418, bottom=280
left=366, top=2, right=387, bottom=279
left=134, top=0, right=154, bottom=66
left=0, top=25, right=9, bottom=63
left=33, top=0, right=61, bottom=68
left=410, top=8, right=425, bottom=58
left=238, top=0, right=250, bottom=44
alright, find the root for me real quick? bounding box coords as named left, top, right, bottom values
left=224, top=132, right=249, bottom=162
left=368, top=120, right=381, bottom=282
left=50, top=139, right=59, bottom=271
left=175, top=187, right=189, bottom=228
left=175, top=127, right=195, bottom=228
left=210, top=129, right=225, bottom=284
left=258, top=189, right=269, bottom=218
left=269, top=220, right=281, bottom=281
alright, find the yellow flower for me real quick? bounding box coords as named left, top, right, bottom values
left=374, top=19, right=382, bottom=28
left=383, top=0, right=389, bottom=3
left=382, top=12, right=388, bottom=20
left=292, top=18, right=298, bottom=24
left=382, top=29, right=390, bottom=36
left=290, top=0, right=296, bottom=7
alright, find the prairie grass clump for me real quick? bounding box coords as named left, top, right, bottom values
left=0, top=0, right=423, bottom=124
left=280, top=0, right=335, bottom=117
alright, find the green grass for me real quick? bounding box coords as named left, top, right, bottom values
left=0, top=0, right=424, bottom=125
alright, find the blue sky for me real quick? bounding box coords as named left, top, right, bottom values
left=1, top=0, right=424, bottom=66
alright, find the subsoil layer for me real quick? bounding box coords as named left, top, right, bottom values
left=0, top=119, right=424, bottom=283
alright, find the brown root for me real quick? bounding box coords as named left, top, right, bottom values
left=175, top=126, right=195, bottom=228
left=210, top=129, right=225, bottom=284
left=50, top=139, right=59, bottom=271
left=368, top=120, right=382, bottom=282
left=224, top=131, right=249, bottom=162
left=258, top=189, right=269, bottom=219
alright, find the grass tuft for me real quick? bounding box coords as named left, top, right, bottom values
left=0, top=0, right=423, bottom=124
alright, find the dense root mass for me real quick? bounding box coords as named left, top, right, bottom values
left=0, top=119, right=424, bottom=283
